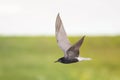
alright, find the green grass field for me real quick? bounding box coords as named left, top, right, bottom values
left=0, top=36, right=120, bottom=80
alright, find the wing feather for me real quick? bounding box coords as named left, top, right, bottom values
left=55, top=14, right=71, bottom=54
left=66, top=36, right=85, bottom=59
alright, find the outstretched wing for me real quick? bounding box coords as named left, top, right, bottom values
left=55, top=14, right=71, bottom=54
left=66, top=36, right=85, bottom=59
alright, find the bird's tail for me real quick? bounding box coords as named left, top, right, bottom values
left=77, top=57, right=92, bottom=61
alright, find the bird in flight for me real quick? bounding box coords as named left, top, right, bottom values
left=55, top=13, right=91, bottom=64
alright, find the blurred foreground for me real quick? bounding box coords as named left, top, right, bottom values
left=0, top=36, right=120, bottom=80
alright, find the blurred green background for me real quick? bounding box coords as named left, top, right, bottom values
left=0, top=36, right=120, bottom=80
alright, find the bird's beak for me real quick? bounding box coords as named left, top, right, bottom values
left=54, top=61, right=58, bottom=63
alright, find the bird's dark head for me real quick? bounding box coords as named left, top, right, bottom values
left=54, top=57, right=64, bottom=63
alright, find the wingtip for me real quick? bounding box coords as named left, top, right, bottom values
left=57, top=13, right=60, bottom=16
left=56, top=13, right=62, bottom=25
left=55, top=13, right=62, bottom=34
left=81, top=35, right=86, bottom=40
left=57, top=13, right=60, bottom=19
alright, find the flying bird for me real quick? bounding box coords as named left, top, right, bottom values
left=55, top=14, right=91, bottom=64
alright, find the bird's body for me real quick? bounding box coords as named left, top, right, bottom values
left=55, top=13, right=91, bottom=64
left=56, top=57, right=78, bottom=64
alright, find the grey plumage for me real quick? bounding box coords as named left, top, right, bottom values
left=55, top=13, right=91, bottom=64
left=55, top=13, right=71, bottom=57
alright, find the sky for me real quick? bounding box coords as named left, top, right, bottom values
left=0, top=0, right=120, bottom=36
